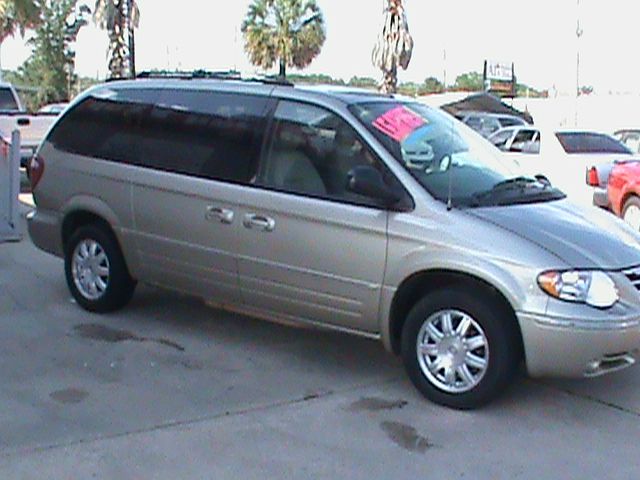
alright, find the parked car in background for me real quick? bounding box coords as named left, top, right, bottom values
left=26, top=75, right=640, bottom=409
left=37, top=103, right=68, bottom=115
left=587, top=161, right=617, bottom=209
left=458, top=111, right=528, bottom=138
left=0, top=82, right=59, bottom=168
left=586, top=130, right=640, bottom=209
left=613, top=129, right=640, bottom=154
left=0, top=82, right=23, bottom=111
left=488, top=125, right=540, bottom=154
left=493, top=126, right=634, bottom=205
left=605, top=160, right=640, bottom=229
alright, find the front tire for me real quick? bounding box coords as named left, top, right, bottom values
left=401, top=288, right=520, bottom=409
left=64, top=224, right=136, bottom=313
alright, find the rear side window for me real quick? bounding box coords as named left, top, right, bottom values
left=48, top=88, right=158, bottom=163
left=138, top=90, right=271, bottom=183
left=49, top=88, right=271, bottom=184
left=556, top=132, right=632, bottom=154
left=0, top=87, right=19, bottom=110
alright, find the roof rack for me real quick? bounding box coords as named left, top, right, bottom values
left=136, top=69, right=241, bottom=80
left=129, top=70, right=293, bottom=87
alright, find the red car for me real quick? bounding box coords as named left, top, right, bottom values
left=607, top=161, right=640, bottom=229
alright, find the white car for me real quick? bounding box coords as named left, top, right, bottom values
left=488, top=127, right=634, bottom=206
left=37, top=103, right=68, bottom=115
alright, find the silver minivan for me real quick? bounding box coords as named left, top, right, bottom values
left=27, top=76, right=640, bottom=409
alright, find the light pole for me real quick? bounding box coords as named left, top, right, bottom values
left=575, top=0, right=583, bottom=126
left=443, top=48, right=447, bottom=92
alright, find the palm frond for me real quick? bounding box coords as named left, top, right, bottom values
left=242, top=0, right=325, bottom=76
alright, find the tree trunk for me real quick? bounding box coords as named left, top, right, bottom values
left=381, top=66, right=397, bottom=94
left=278, top=58, right=286, bottom=79
left=107, top=0, right=127, bottom=79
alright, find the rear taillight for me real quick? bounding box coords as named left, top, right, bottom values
left=29, top=154, right=45, bottom=190
left=586, top=166, right=599, bottom=187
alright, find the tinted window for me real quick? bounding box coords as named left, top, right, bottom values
left=257, top=100, right=394, bottom=207
left=138, top=90, right=271, bottom=183
left=498, top=116, right=524, bottom=127
left=0, top=88, right=19, bottom=110
left=48, top=88, right=158, bottom=163
left=49, top=88, right=271, bottom=184
left=556, top=132, right=632, bottom=154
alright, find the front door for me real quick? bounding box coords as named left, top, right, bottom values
left=235, top=100, right=391, bottom=333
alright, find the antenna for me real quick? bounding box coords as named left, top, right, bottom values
left=446, top=116, right=454, bottom=211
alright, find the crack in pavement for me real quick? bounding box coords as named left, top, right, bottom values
left=0, top=375, right=405, bottom=460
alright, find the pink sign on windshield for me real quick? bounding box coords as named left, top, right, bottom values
left=372, top=106, right=426, bottom=142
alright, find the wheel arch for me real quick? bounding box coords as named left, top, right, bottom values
left=58, top=194, right=137, bottom=280
left=386, top=269, right=524, bottom=360
left=62, top=210, right=116, bottom=249
left=60, top=195, right=124, bottom=248
left=620, top=191, right=640, bottom=217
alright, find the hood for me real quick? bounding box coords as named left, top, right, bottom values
left=467, top=199, right=640, bottom=270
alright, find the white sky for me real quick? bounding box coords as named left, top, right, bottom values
left=1, top=0, right=639, bottom=94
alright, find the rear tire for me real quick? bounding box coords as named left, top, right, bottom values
left=401, top=288, right=520, bottom=409
left=622, top=196, right=640, bottom=231
left=64, top=224, right=136, bottom=313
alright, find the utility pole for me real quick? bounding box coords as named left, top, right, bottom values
left=443, top=48, right=447, bottom=91
left=575, top=0, right=583, bottom=126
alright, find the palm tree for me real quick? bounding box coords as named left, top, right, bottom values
left=93, top=0, right=139, bottom=79
left=0, top=0, right=40, bottom=77
left=241, top=0, right=325, bottom=79
left=372, top=0, right=413, bottom=93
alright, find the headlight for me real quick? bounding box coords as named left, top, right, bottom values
left=537, top=270, right=619, bottom=308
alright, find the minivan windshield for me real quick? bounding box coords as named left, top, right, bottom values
left=349, top=101, right=565, bottom=208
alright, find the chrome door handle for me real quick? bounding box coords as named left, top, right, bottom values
left=243, top=214, right=275, bottom=232
left=205, top=206, right=234, bottom=224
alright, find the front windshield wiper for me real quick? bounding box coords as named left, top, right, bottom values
left=486, top=176, right=540, bottom=191
left=471, top=176, right=561, bottom=207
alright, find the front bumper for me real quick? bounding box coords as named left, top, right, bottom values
left=519, top=311, right=640, bottom=378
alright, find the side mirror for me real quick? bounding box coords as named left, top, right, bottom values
left=347, top=165, right=403, bottom=207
